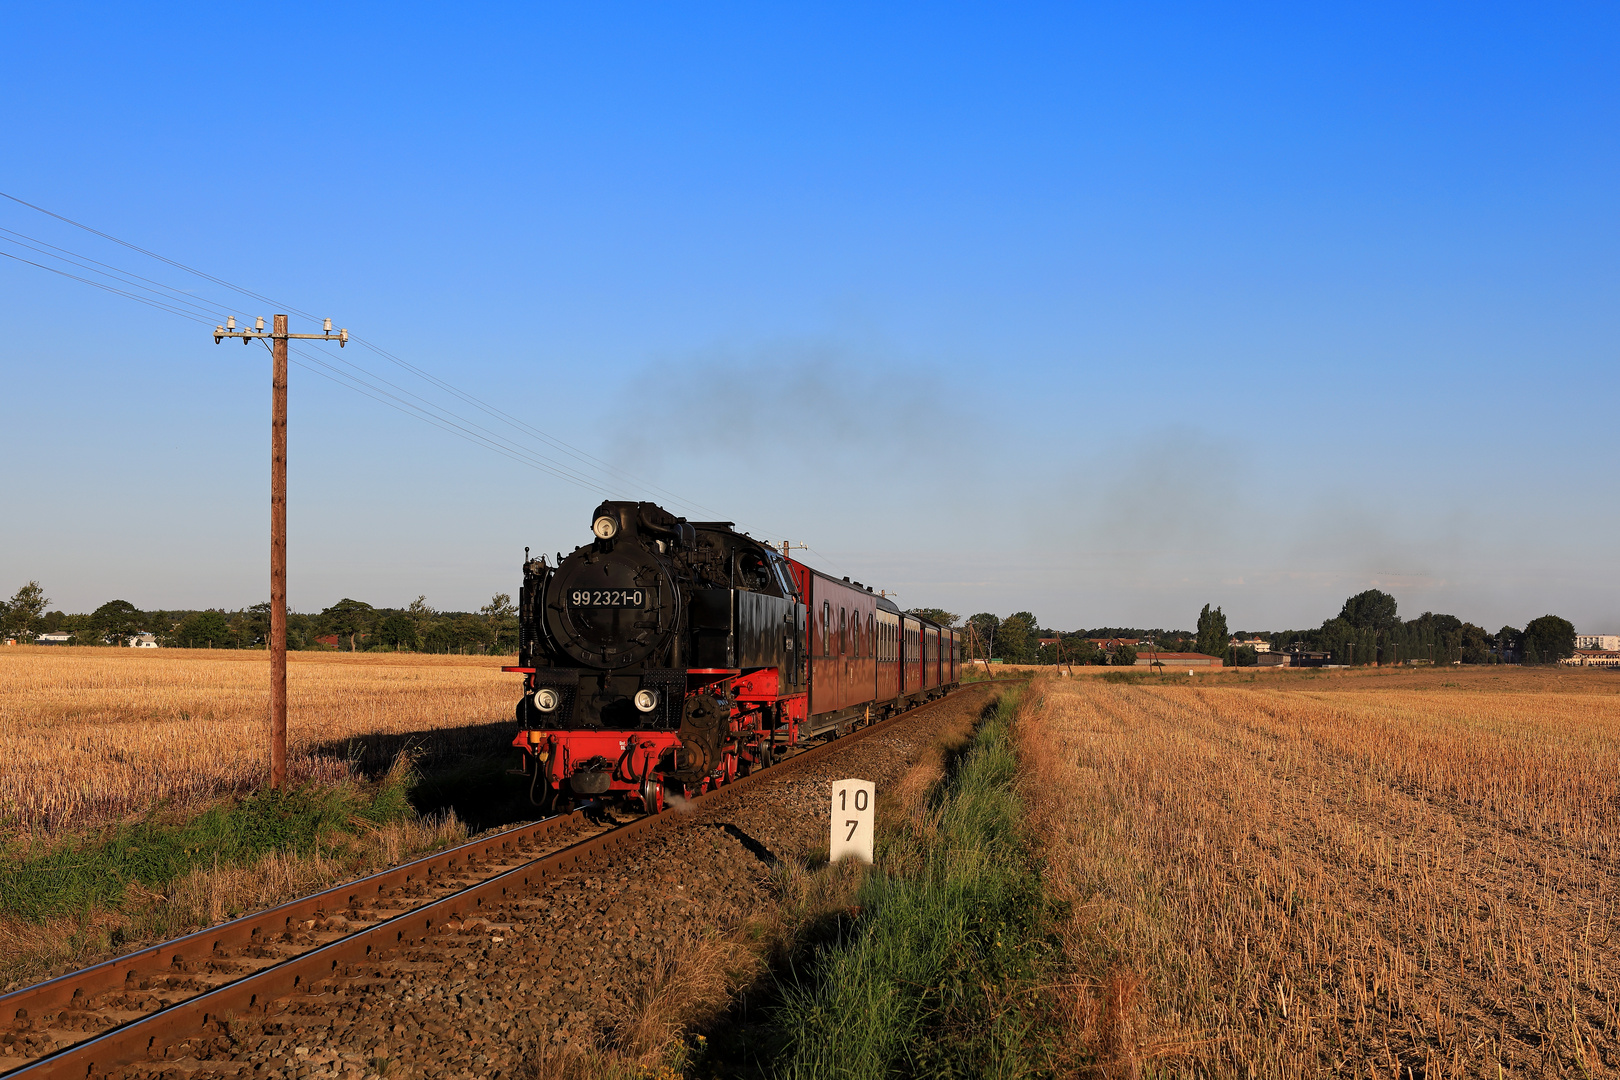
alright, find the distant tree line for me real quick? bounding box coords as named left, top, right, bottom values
left=1267, top=589, right=1576, bottom=666
left=918, top=608, right=1187, bottom=667
left=919, top=589, right=1580, bottom=668
left=0, top=581, right=519, bottom=654
left=4, top=579, right=1581, bottom=667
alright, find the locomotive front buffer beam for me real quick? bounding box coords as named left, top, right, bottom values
left=508, top=666, right=807, bottom=813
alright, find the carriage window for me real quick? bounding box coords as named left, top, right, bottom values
left=839, top=607, right=847, bottom=654
left=822, top=602, right=830, bottom=655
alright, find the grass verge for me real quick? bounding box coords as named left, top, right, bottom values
left=686, top=686, right=1072, bottom=1079
left=2, top=762, right=412, bottom=922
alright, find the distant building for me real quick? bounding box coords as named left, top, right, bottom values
left=35, top=631, right=73, bottom=645
left=1575, top=635, right=1620, bottom=652
left=127, top=633, right=159, bottom=648
left=1134, top=652, right=1223, bottom=669
left=1231, top=636, right=1271, bottom=653
left=1562, top=649, right=1620, bottom=668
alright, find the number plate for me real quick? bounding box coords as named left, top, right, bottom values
left=831, top=778, right=875, bottom=864
left=567, top=588, right=647, bottom=608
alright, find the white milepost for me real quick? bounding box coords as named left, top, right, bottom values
left=830, top=778, right=875, bottom=864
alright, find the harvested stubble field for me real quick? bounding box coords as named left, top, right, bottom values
left=1018, top=666, right=1620, bottom=1077
left=0, top=645, right=517, bottom=841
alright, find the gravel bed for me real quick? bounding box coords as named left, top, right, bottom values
left=0, top=814, right=612, bottom=1071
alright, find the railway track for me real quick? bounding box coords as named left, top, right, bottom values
left=1, top=683, right=995, bottom=1079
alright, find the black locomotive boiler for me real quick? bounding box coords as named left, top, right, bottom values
left=507, top=501, right=959, bottom=811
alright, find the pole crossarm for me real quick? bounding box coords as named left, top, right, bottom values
left=211, top=314, right=349, bottom=790
left=215, top=321, right=347, bottom=346
left=214, top=331, right=349, bottom=342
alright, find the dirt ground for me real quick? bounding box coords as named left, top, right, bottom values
left=1017, top=665, right=1620, bottom=1077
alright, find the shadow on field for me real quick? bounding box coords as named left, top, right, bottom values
left=309, top=720, right=536, bottom=834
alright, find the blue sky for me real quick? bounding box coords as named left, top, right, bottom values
left=2, top=2, right=1616, bottom=632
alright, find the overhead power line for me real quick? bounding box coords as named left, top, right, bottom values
left=1, top=191, right=314, bottom=321
left=284, top=342, right=622, bottom=495
left=0, top=226, right=235, bottom=322
left=0, top=191, right=740, bottom=521
left=0, top=234, right=605, bottom=493
left=0, top=247, right=217, bottom=322
left=0, top=192, right=832, bottom=551
left=347, top=334, right=720, bottom=516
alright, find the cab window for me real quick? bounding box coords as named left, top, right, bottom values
left=738, top=551, right=771, bottom=592
left=770, top=555, right=798, bottom=598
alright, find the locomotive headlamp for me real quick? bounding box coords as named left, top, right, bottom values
left=633, top=689, right=659, bottom=713
left=533, top=687, right=560, bottom=713
left=592, top=516, right=618, bottom=540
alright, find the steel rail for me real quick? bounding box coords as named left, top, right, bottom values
left=0, top=800, right=600, bottom=1044
left=3, top=682, right=999, bottom=1079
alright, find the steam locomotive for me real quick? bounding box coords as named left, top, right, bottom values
left=508, top=501, right=960, bottom=812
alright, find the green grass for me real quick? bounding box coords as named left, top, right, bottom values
left=766, top=689, right=1067, bottom=1079
left=0, top=768, right=415, bottom=923
left=1098, top=669, right=1148, bottom=684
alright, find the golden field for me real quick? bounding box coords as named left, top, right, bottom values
left=1017, top=666, right=1620, bottom=1077
left=0, top=645, right=519, bottom=840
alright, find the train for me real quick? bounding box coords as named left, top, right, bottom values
left=507, top=501, right=960, bottom=812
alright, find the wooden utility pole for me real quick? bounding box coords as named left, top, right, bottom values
left=269, top=316, right=288, bottom=788
left=214, top=314, right=348, bottom=788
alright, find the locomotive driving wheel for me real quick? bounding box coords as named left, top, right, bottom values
left=639, top=777, right=665, bottom=814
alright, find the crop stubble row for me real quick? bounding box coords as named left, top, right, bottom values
left=0, top=648, right=515, bottom=837
left=1019, top=668, right=1620, bottom=1077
